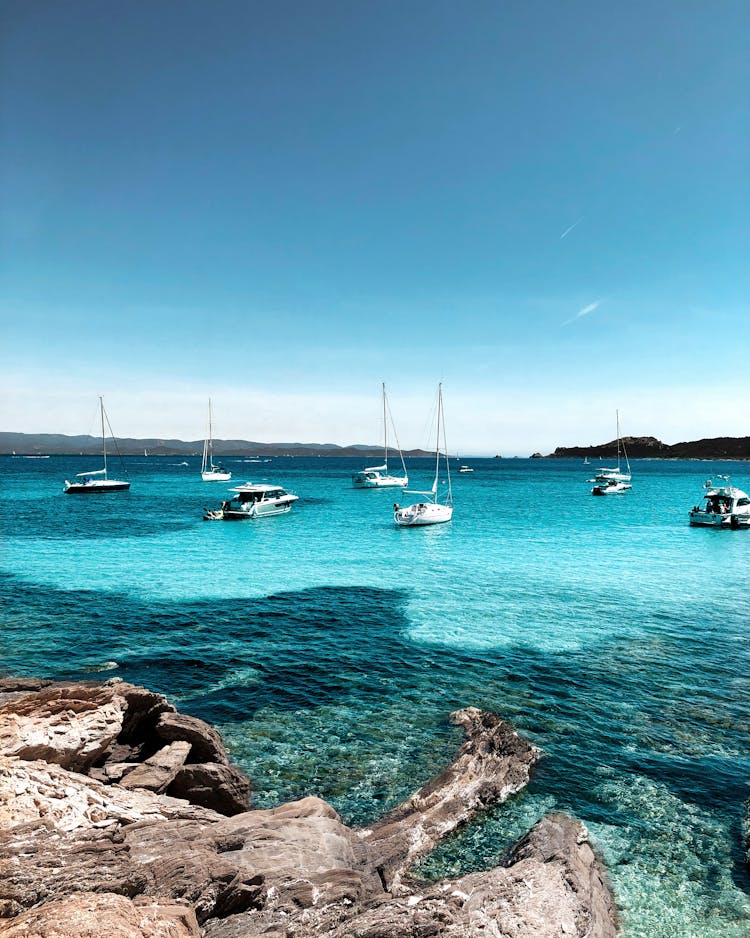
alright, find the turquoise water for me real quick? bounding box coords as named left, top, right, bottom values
left=1, top=454, right=749, bottom=936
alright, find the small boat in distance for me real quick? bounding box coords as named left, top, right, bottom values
left=204, top=483, right=298, bottom=520
left=352, top=384, right=408, bottom=489
left=64, top=397, right=130, bottom=494
left=689, top=477, right=750, bottom=528
left=201, top=399, right=231, bottom=482
left=394, top=384, right=453, bottom=526
left=590, top=410, right=631, bottom=495
left=458, top=465, right=474, bottom=473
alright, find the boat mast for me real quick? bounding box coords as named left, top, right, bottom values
left=616, top=409, right=621, bottom=471
left=208, top=398, right=214, bottom=470
left=100, top=396, right=107, bottom=479
left=441, top=385, right=452, bottom=504
left=382, top=382, right=388, bottom=471
left=432, top=385, right=442, bottom=501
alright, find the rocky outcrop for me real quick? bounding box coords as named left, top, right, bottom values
left=0, top=681, right=619, bottom=937
left=0, top=680, right=250, bottom=817
left=0, top=892, right=201, bottom=938
left=548, top=435, right=750, bottom=460
left=362, top=707, right=540, bottom=889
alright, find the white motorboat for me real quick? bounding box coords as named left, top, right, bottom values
left=457, top=465, right=474, bottom=473
left=591, top=478, right=632, bottom=496
left=394, top=384, right=453, bottom=527
left=201, top=399, right=231, bottom=481
left=64, top=397, right=130, bottom=494
left=689, top=477, right=750, bottom=528
left=204, top=483, right=298, bottom=520
left=352, top=384, right=408, bottom=489
left=590, top=410, right=631, bottom=494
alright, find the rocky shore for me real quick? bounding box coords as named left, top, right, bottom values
left=0, top=677, right=619, bottom=937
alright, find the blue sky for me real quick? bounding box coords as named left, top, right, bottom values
left=1, top=0, right=748, bottom=454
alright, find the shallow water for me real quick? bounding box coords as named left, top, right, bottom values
left=1, top=454, right=749, bottom=936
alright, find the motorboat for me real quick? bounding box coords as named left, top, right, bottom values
left=201, top=399, right=231, bottom=482
left=352, top=384, right=408, bottom=489
left=589, top=409, right=632, bottom=494
left=689, top=477, right=750, bottom=528
left=394, top=384, right=453, bottom=527
left=64, top=397, right=130, bottom=494
left=457, top=465, right=474, bottom=473
left=204, top=483, right=298, bottom=520
left=591, top=478, right=632, bottom=496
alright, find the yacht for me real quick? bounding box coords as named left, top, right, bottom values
left=204, top=483, right=298, bottom=520
left=64, top=397, right=130, bottom=494
left=689, top=477, right=750, bottom=528
left=352, top=384, right=408, bottom=489
left=590, top=410, right=631, bottom=495
left=201, top=399, right=231, bottom=482
left=457, top=465, right=474, bottom=473
left=394, top=384, right=453, bottom=526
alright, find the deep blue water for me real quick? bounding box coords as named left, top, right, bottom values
left=1, top=454, right=749, bottom=936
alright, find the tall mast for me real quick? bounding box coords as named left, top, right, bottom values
left=208, top=398, right=214, bottom=466
left=100, top=396, right=107, bottom=478
left=616, top=409, right=621, bottom=471
left=432, top=384, right=442, bottom=499
left=382, top=383, right=387, bottom=470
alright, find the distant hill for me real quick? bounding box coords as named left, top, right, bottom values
left=0, top=432, right=433, bottom=459
left=548, top=435, right=750, bottom=460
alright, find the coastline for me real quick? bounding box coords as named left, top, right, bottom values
left=0, top=677, right=618, bottom=937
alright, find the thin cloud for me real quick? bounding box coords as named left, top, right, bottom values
left=563, top=299, right=602, bottom=326
left=559, top=220, right=580, bottom=240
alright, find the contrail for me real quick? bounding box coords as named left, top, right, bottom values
left=563, top=299, right=602, bottom=326
left=560, top=221, right=580, bottom=240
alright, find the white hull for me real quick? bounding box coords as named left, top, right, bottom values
left=394, top=502, right=453, bottom=526
left=352, top=473, right=408, bottom=488
left=216, top=500, right=296, bottom=520
left=64, top=479, right=130, bottom=493
left=592, top=481, right=631, bottom=495
left=201, top=469, right=232, bottom=482
left=689, top=510, right=750, bottom=528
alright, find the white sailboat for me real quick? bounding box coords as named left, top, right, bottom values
left=64, top=397, right=130, bottom=493
left=590, top=409, right=631, bottom=495
left=352, top=384, right=408, bottom=488
left=394, top=384, right=453, bottom=526
left=201, top=399, right=231, bottom=482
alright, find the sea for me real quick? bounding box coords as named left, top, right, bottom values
left=1, top=454, right=749, bottom=937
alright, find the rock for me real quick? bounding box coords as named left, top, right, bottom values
left=361, top=707, right=541, bottom=889
left=0, top=684, right=126, bottom=772
left=167, top=762, right=251, bottom=816
left=0, top=891, right=201, bottom=937
left=0, top=756, right=224, bottom=833
left=119, top=741, right=192, bottom=793
left=203, top=814, right=617, bottom=938
left=211, top=797, right=382, bottom=911
left=155, top=712, right=229, bottom=765
left=115, top=684, right=174, bottom=750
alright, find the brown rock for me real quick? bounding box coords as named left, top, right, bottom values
left=0, top=891, right=200, bottom=937
left=119, top=742, right=192, bottom=793
left=155, top=712, right=229, bottom=765
left=167, top=763, right=250, bottom=816
left=361, top=707, right=541, bottom=889
left=0, top=684, right=126, bottom=772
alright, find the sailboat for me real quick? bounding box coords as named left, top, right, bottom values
left=64, top=397, right=130, bottom=493
left=201, top=399, right=231, bottom=481
left=394, top=384, right=453, bottom=526
left=590, top=410, right=632, bottom=495
left=352, top=384, right=408, bottom=488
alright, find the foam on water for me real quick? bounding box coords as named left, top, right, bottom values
left=1, top=455, right=749, bottom=936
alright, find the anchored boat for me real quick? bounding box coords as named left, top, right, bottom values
left=64, top=397, right=130, bottom=494
left=689, top=477, right=750, bottom=528
left=204, top=483, right=298, bottom=520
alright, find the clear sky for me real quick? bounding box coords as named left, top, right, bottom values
left=1, top=0, right=748, bottom=455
